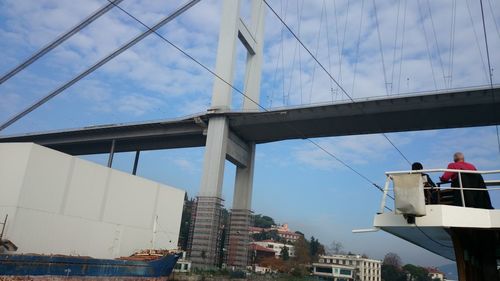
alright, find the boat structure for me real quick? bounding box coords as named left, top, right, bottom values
left=374, top=168, right=500, bottom=281
left=0, top=250, right=180, bottom=278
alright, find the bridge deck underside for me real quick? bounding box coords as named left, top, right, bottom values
left=1, top=87, right=499, bottom=155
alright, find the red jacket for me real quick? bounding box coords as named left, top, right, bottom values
left=440, top=161, right=477, bottom=182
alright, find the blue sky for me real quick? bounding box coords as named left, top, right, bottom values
left=1, top=0, right=499, bottom=267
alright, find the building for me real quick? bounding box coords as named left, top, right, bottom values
left=312, top=262, right=355, bottom=280
left=249, top=243, right=276, bottom=263
left=174, top=251, right=192, bottom=273
left=427, top=267, right=445, bottom=281
left=249, top=223, right=302, bottom=244
left=0, top=143, right=185, bottom=259
left=315, top=254, right=382, bottom=281
left=253, top=240, right=295, bottom=258
left=272, top=224, right=302, bottom=243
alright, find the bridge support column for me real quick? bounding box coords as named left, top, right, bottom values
left=227, top=143, right=255, bottom=268
left=190, top=116, right=228, bottom=268
left=190, top=0, right=265, bottom=269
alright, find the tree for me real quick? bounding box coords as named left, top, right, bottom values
left=382, top=264, right=406, bottom=281
left=251, top=229, right=285, bottom=243
left=383, top=252, right=402, bottom=268
left=178, top=197, right=194, bottom=250
left=403, top=264, right=432, bottom=281
left=281, top=246, right=290, bottom=261
left=293, top=236, right=311, bottom=264
left=253, top=214, right=275, bottom=228
left=310, top=236, right=319, bottom=257
left=327, top=240, right=344, bottom=255
left=259, top=256, right=287, bottom=272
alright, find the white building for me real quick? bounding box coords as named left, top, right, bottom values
left=315, top=254, right=382, bottom=281
left=174, top=251, right=192, bottom=273
left=312, top=262, right=354, bottom=280
left=253, top=240, right=295, bottom=258
left=0, top=143, right=185, bottom=259
left=427, top=268, right=445, bottom=281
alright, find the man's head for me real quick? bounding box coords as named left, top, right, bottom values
left=453, top=152, right=465, bottom=162
left=412, top=162, right=423, bottom=170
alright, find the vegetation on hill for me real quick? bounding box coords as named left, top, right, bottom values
left=253, top=214, right=276, bottom=228
left=382, top=252, right=439, bottom=281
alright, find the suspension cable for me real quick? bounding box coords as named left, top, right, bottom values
left=389, top=0, right=402, bottom=95
left=486, top=0, right=500, bottom=40
left=426, top=0, right=447, bottom=87
left=308, top=0, right=326, bottom=104
left=0, top=0, right=201, bottom=132
left=465, top=0, right=491, bottom=83
left=351, top=0, right=365, bottom=97
left=417, top=0, right=438, bottom=90
left=397, top=0, right=408, bottom=94
left=372, top=0, right=389, bottom=96
left=447, top=0, right=457, bottom=88
left=0, top=0, right=124, bottom=85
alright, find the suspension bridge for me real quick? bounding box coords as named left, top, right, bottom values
left=0, top=0, right=499, bottom=270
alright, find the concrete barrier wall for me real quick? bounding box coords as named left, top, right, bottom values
left=0, top=143, right=185, bottom=259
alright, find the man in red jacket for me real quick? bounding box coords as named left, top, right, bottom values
left=440, top=152, right=477, bottom=182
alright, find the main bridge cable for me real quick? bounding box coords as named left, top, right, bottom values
left=106, top=0, right=394, bottom=205
left=0, top=0, right=125, bottom=85
left=0, top=0, right=201, bottom=132
left=263, top=0, right=412, bottom=166
left=478, top=0, right=500, bottom=154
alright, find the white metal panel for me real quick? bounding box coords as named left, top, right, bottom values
left=103, top=169, right=158, bottom=228
left=64, top=158, right=110, bottom=220
left=0, top=143, right=32, bottom=206
left=18, top=144, right=73, bottom=213
left=0, top=143, right=185, bottom=259
left=155, top=186, right=185, bottom=247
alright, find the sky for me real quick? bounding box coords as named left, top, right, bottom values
left=1, top=0, right=500, bottom=267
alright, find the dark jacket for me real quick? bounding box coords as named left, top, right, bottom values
left=451, top=173, right=493, bottom=209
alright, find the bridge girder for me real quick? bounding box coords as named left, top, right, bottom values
left=0, top=86, right=499, bottom=155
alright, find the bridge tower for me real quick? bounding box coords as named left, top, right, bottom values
left=189, top=0, right=265, bottom=269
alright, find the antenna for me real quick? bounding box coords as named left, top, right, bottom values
left=0, top=215, right=7, bottom=241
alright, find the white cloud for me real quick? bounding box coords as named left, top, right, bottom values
left=294, top=134, right=411, bottom=170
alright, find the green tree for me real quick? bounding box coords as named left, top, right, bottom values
left=293, top=236, right=311, bottom=264
left=253, top=214, right=275, bottom=228
left=403, top=264, right=432, bottom=281
left=381, top=264, right=406, bottom=281
left=280, top=246, right=290, bottom=261
left=178, top=196, right=194, bottom=250
left=310, top=236, right=319, bottom=257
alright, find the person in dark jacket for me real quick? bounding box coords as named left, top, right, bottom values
left=412, top=162, right=436, bottom=204
left=440, top=152, right=493, bottom=209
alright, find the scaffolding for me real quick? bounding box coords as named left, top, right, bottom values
left=189, top=196, right=224, bottom=268
left=225, top=209, right=253, bottom=268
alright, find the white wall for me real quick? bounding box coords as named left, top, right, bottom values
left=0, top=143, right=185, bottom=259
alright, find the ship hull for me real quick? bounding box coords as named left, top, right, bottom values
left=0, top=254, right=179, bottom=277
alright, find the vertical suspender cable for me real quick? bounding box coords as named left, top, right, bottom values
left=478, top=0, right=500, bottom=153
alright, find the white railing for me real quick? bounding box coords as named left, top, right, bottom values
left=379, top=169, right=500, bottom=214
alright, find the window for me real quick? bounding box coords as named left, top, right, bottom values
left=339, top=269, right=351, bottom=275
left=316, top=267, right=333, bottom=274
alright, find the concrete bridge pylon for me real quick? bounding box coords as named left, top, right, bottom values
left=189, top=0, right=265, bottom=269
